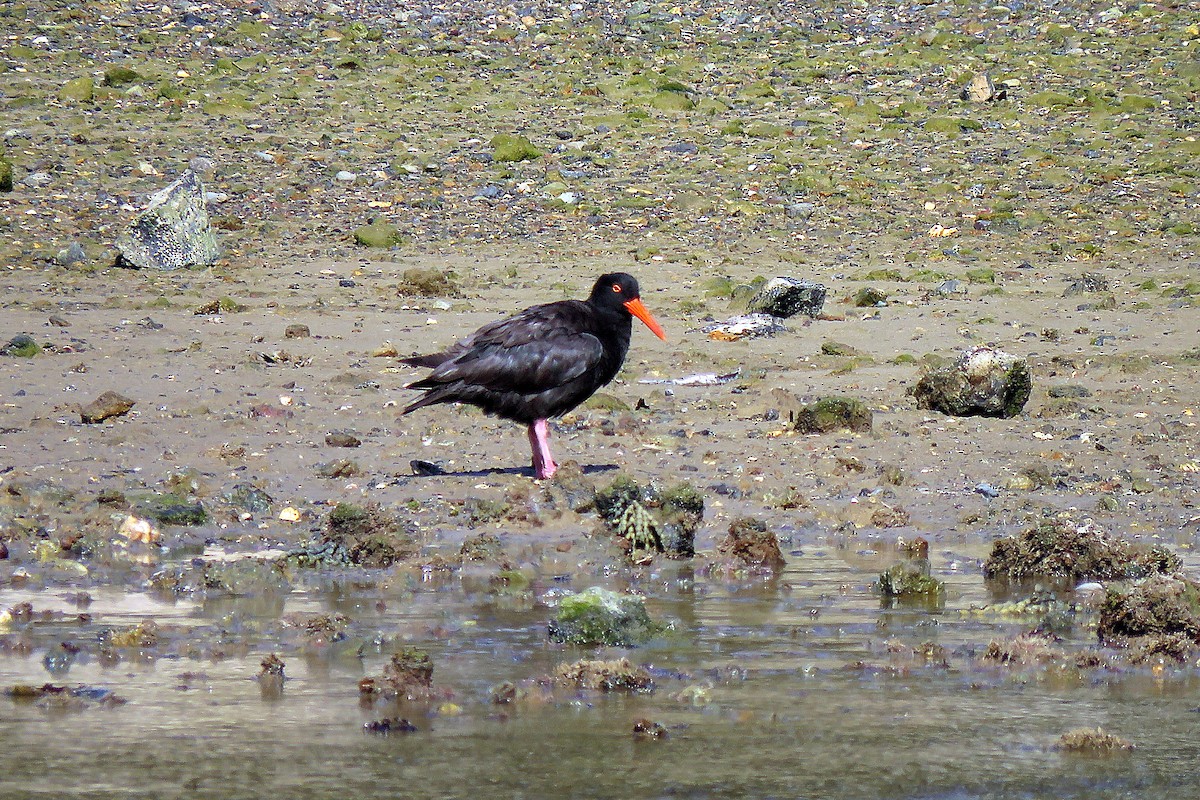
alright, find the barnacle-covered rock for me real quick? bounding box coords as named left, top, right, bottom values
left=745, top=276, right=826, bottom=318
left=116, top=170, right=220, bottom=270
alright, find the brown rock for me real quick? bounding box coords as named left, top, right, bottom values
left=80, top=391, right=135, bottom=423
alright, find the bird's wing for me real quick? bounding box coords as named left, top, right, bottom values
left=412, top=302, right=604, bottom=392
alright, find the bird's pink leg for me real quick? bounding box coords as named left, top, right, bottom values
left=527, top=418, right=557, bottom=479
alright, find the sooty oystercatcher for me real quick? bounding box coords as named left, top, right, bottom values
left=400, top=273, right=667, bottom=479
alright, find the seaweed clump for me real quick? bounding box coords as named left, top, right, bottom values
left=984, top=519, right=1180, bottom=585
left=712, top=517, right=786, bottom=574
left=1055, top=727, right=1134, bottom=754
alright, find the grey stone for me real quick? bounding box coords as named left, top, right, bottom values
left=910, top=346, right=1032, bottom=418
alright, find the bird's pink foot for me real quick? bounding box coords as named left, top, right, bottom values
left=527, top=419, right=558, bottom=480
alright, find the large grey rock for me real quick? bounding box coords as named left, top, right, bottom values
left=746, top=276, right=826, bottom=318
left=910, top=346, right=1031, bottom=418
left=116, top=171, right=220, bottom=270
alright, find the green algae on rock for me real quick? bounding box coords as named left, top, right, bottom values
left=1, top=334, right=41, bottom=357
left=489, top=133, right=540, bottom=163
left=793, top=396, right=872, bottom=434
left=547, top=587, right=664, bottom=646
left=353, top=220, right=404, bottom=248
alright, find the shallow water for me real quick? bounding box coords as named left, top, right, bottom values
left=3, top=539, right=1199, bottom=800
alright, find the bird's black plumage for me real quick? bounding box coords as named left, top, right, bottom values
left=400, top=273, right=666, bottom=478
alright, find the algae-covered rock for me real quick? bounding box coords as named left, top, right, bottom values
left=132, top=492, right=208, bottom=526
left=324, top=502, right=416, bottom=568
left=853, top=286, right=888, bottom=307
left=116, top=171, right=220, bottom=270
left=102, top=66, right=142, bottom=86
left=1, top=334, right=40, bottom=357
left=0, top=157, right=12, bottom=192
left=554, top=658, right=654, bottom=691
left=59, top=76, right=94, bottom=102
left=984, top=519, right=1180, bottom=584
left=1098, top=574, right=1200, bottom=647
left=745, top=276, right=826, bottom=318
left=79, top=390, right=134, bottom=423
left=715, top=517, right=786, bottom=573
left=490, top=133, right=540, bottom=163
left=793, top=396, right=872, bottom=434
left=594, top=474, right=702, bottom=558
left=879, top=560, right=945, bottom=605
left=353, top=220, right=404, bottom=248
left=910, top=346, right=1031, bottom=418
left=547, top=586, right=664, bottom=646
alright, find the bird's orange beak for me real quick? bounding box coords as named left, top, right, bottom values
left=624, top=297, right=667, bottom=340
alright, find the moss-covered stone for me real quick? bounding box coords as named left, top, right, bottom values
left=1, top=334, right=40, bottom=357
left=59, top=76, right=94, bottom=102
left=325, top=502, right=416, bottom=567
left=793, top=396, right=872, bottom=433
left=103, top=66, right=142, bottom=86
left=353, top=220, right=404, bottom=248
left=132, top=492, right=208, bottom=526
left=548, top=586, right=664, bottom=646
left=490, top=133, right=540, bottom=163
left=0, top=157, right=12, bottom=192
left=395, top=267, right=458, bottom=296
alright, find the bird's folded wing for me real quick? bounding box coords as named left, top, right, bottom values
left=425, top=331, right=603, bottom=393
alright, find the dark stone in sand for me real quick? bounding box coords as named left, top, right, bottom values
left=717, top=517, right=786, bottom=572
left=324, top=431, right=361, bottom=448
left=284, top=324, right=310, bottom=339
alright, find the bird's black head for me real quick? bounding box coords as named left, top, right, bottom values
left=590, top=272, right=641, bottom=306
left=588, top=273, right=666, bottom=340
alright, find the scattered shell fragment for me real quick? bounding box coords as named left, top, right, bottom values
left=639, top=370, right=741, bottom=386
left=279, top=507, right=302, bottom=522
left=702, top=314, right=787, bottom=341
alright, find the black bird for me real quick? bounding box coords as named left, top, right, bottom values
left=401, top=273, right=667, bottom=479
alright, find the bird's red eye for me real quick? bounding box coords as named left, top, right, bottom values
left=612, top=284, right=622, bottom=293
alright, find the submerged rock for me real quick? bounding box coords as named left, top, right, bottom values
left=745, top=276, right=826, bottom=318
left=358, top=647, right=437, bottom=702
left=554, top=658, right=654, bottom=692
left=879, top=541, right=944, bottom=607
left=984, top=519, right=1180, bottom=584
left=910, top=346, right=1031, bottom=418
left=547, top=586, right=664, bottom=646
left=116, top=171, right=220, bottom=270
